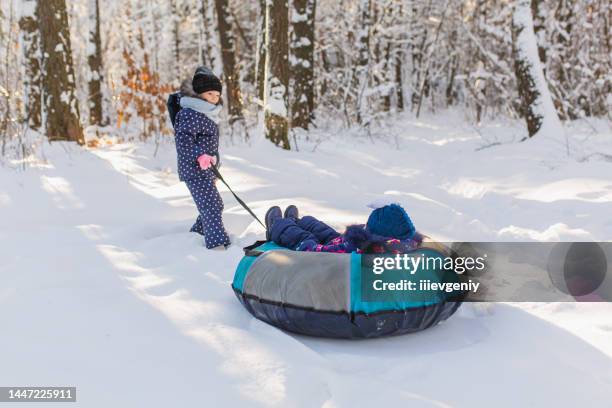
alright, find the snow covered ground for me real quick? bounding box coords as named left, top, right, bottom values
left=1, top=112, right=612, bottom=407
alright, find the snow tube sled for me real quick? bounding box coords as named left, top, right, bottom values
left=232, top=240, right=464, bottom=339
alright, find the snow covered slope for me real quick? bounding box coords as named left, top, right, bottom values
left=1, top=114, right=611, bottom=407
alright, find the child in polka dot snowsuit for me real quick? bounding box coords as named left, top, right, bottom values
left=174, top=67, right=230, bottom=250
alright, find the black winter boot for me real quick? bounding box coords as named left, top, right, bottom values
left=283, top=205, right=299, bottom=220
left=265, top=206, right=282, bottom=241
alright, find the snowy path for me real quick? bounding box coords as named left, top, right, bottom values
left=1, top=120, right=612, bottom=407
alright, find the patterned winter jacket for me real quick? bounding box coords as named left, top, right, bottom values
left=298, top=225, right=422, bottom=254
left=174, top=107, right=219, bottom=182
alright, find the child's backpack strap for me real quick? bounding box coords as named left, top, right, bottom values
left=167, top=92, right=181, bottom=128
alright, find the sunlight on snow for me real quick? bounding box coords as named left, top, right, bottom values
left=517, top=178, right=612, bottom=203
left=40, top=175, right=84, bottom=209
left=430, top=135, right=480, bottom=146
left=94, top=147, right=274, bottom=203
left=384, top=190, right=455, bottom=210
left=223, top=154, right=276, bottom=173
left=75, top=224, right=108, bottom=240
left=444, top=176, right=612, bottom=204
left=92, top=148, right=180, bottom=200
left=374, top=166, right=421, bottom=179
left=444, top=178, right=494, bottom=199
left=497, top=223, right=593, bottom=241
left=96, top=243, right=288, bottom=406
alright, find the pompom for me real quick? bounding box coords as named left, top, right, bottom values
left=367, top=197, right=401, bottom=210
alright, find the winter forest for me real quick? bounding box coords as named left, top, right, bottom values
left=2, top=1, right=612, bottom=406
left=0, top=0, right=610, bottom=155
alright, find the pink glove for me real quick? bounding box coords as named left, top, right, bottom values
left=197, top=154, right=215, bottom=169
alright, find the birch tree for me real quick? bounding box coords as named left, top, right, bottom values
left=37, top=0, right=84, bottom=144
left=512, top=0, right=562, bottom=138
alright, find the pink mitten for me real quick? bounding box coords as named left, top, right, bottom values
left=197, top=154, right=214, bottom=169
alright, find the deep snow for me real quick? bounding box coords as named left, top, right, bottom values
left=1, top=112, right=611, bottom=407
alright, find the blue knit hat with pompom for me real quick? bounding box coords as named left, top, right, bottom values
left=366, top=203, right=416, bottom=240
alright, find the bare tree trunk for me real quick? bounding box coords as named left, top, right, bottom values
left=512, top=0, right=563, bottom=138
left=291, top=0, right=316, bottom=129
left=415, top=1, right=449, bottom=118
left=264, top=0, right=290, bottom=149
left=37, top=0, right=84, bottom=144
left=394, top=2, right=404, bottom=112
left=256, top=0, right=267, bottom=103
left=445, top=55, right=458, bottom=107
left=552, top=0, right=574, bottom=120
left=214, top=0, right=244, bottom=123
left=395, top=51, right=404, bottom=111
left=87, top=0, right=104, bottom=126
left=171, top=0, right=180, bottom=74
left=353, top=0, right=371, bottom=125
left=1, top=0, right=19, bottom=155
left=382, top=42, right=392, bottom=112
left=445, top=3, right=460, bottom=107
left=18, top=0, right=42, bottom=130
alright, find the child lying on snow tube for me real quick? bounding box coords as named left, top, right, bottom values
left=264, top=203, right=421, bottom=254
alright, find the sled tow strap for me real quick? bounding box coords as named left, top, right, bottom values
left=210, top=166, right=266, bottom=229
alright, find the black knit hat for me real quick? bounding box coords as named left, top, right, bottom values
left=192, top=66, right=222, bottom=94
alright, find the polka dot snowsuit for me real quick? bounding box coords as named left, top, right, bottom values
left=175, top=107, right=230, bottom=249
